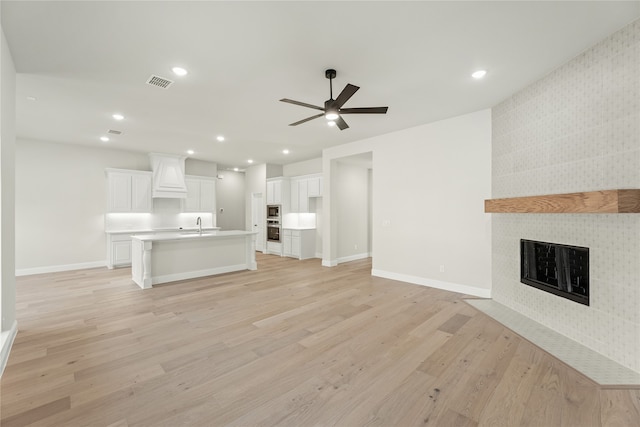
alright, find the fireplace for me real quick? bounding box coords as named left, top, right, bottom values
left=520, top=239, right=589, bottom=306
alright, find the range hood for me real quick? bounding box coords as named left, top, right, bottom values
left=149, top=153, right=187, bottom=198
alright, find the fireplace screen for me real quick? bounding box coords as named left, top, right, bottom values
left=520, top=239, right=589, bottom=306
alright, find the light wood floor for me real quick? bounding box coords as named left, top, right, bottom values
left=2, top=254, right=639, bottom=427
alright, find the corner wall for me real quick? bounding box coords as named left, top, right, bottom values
left=1, top=22, right=17, bottom=374
left=323, top=109, right=492, bottom=297
left=491, top=20, right=640, bottom=371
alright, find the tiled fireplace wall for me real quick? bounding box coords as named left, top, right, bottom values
left=491, top=19, right=639, bottom=372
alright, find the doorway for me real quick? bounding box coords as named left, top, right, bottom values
left=251, top=193, right=264, bottom=252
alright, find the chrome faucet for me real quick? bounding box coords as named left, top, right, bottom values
left=196, top=216, right=202, bottom=234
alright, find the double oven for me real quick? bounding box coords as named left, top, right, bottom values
left=266, top=205, right=281, bottom=243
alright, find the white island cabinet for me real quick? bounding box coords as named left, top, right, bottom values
left=130, top=230, right=257, bottom=289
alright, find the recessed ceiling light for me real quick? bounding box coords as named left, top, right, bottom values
left=172, top=67, right=188, bottom=76
left=327, top=121, right=336, bottom=127
left=216, top=135, right=225, bottom=142
left=282, top=149, right=290, bottom=155
left=187, top=150, right=194, bottom=155
left=100, top=136, right=109, bottom=142
left=112, top=113, right=124, bottom=121
left=247, top=159, right=254, bottom=164
left=233, top=167, right=239, bottom=172
left=472, top=69, right=487, bottom=79
left=26, top=96, right=37, bottom=101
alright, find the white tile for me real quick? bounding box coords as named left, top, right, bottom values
left=490, top=20, right=640, bottom=372
left=465, top=299, right=640, bottom=385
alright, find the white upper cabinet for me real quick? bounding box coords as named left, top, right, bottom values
left=183, top=178, right=200, bottom=212
left=131, top=174, right=153, bottom=212
left=108, top=172, right=132, bottom=212
left=182, top=176, right=216, bottom=212
left=106, top=169, right=152, bottom=213
left=298, top=179, right=309, bottom=213
left=289, top=174, right=322, bottom=213
left=307, top=176, right=322, bottom=197
left=266, top=178, right=289, bottom=207
left=267, top=180, right=282, bottom=204
left=290, top=180, right=299, bottom=212
left=200, top=179, right=216, bottom=212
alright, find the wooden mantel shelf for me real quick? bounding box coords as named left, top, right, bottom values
left=484, top=189, right=640, bottom=213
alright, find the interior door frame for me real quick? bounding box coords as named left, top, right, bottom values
left=251, top=192, right=265, bottom=252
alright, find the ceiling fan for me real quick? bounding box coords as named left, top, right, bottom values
left=280, top=69, right=388, bottom=130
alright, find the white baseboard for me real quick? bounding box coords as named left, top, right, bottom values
left=152, top=264, right=249, bottom=286
left=337, top=252, right=370, bottom=264
left=0, top=320, right=18, bottom=377
left=371, top=269, right=491, bottom=299
left=16, top=260, right=107, bottom=277
left=322, top=259, right=338, bottom=267
left=322, top=252, right=370, bottom=267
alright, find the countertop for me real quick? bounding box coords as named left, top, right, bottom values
left=106, top=227, right=221, bottom=234
left=282, top=226, right=316, bottom=230
left=131, top=230, right=256, bottom=242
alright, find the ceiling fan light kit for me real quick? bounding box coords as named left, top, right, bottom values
left=280, top=69, right=388, bottom=131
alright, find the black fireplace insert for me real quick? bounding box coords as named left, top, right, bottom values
left=520, top=239, right=589, bottom=306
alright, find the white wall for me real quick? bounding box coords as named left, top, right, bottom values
left=185, top=158, right=217, bottom=177
left=1, top=23, right=17, bottom=342
left=336, top=162, right=370, bottom=261
left=216, top=170, right=245, bottom=230
left=323, top=109, right=492, bottom=297
left=283, top=157, right=322, bottom=177
left=265, top=163, right=282, bottom=179
left=15, top=139, right=222, bottom=272
left=16, top=140, right=150, bottom=271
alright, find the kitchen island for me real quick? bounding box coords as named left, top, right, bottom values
left=131, top=230, right=257, bottom=289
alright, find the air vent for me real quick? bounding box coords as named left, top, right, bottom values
left=146, top=75, right=174, bottom=89
left=108, top=129, right=122, bottom=135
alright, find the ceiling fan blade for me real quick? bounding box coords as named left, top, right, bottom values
left=339, top=107, right=388, bottom=114
left=280, top=98, right=324, bottom=111
left=334, top=84, right=360, bottom=108
left=335, top=116, right=349, bottom=130
left=289, top=113, right=324, bottom=126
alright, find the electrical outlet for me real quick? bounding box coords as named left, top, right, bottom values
left=439, top=265, right=445, bottom=273
left=354, top=244, right=358, bottom=250
left=382, top=219, right=391, bottom=227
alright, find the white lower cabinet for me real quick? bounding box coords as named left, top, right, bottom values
left=107, top=234, right=133, bottom=268
left=282, top=228, right=316, bottom=260
left=266, top=241, right=282, bottom=256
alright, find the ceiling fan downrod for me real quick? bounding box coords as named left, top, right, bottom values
left=325, top=69, right=336, bottom=100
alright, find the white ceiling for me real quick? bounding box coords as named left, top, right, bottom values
left=3, top=1, right=638, bottom=170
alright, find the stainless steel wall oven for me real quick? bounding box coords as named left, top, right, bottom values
left=267, top=220, right=281, bottom=242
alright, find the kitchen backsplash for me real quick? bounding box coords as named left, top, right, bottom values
left=282, top=213, right=316, bottom=229
left=491, top=19, right=640, bottom=372
left=105, top=198, right=216, bottom=231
